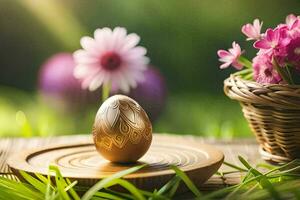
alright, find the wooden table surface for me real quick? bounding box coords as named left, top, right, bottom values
left=0, top=134, right=261, bottom=191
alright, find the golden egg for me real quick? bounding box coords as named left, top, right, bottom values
left=92, top=95, right=152, bottom=163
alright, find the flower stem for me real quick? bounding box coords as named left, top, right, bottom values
left=233, top=68, right=253, bottom=80
left=272, top=58, right=292, bottom=85
left=244, top=73, right=253, bottom=80
left=102, top=82, right=111, bottom=102
left=233, top=68, right=252, bottom=75
left=285, top=66, right=294, bottom=85
left=238, top=56, right=252, bottom=69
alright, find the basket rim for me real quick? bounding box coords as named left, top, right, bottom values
left=223, top=75, right=300, bottom=109
left=224, top=75, right=300, bottom=89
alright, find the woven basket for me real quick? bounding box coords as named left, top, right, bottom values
left=224, top=75, right=300, bottom=163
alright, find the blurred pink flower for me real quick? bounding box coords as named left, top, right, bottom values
left=38, top=53, right=101, bottom=111
left=253, top=54, right=282, bottom=84
left=217, top=42, right=244, bottom=70
left=73, top=27, right=149, bottom=93
left=287, top=37, right=300, bottom=69
left=242, top=19, right=263, bottom=41
left=285, top=15, right=300, bottom=39
left=286, top=14, right=299, bottom=28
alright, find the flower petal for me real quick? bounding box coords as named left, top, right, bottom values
left=253, top=19, right=262, bottom=33
left=80, top=37, right=99, bottom=55
left=220, top=62, right=231, bottom=69
left=88, top=74, right=105, bottom=91
left=74, top=65, right=99, bottom=78
left=123, top=46, right=147, bottom=60
left=118, top=75, right=130, bottom=93
left=286, top=14, right=297, bottom=27
left=254, top=39, right=270, bottom=49
left=111, top=27, right=127, bottom=50
left=120, top=33, right=141, bottom=52
left=73, top=50, right=99, bottom=64
left=217, top=50, right=230, bottom=58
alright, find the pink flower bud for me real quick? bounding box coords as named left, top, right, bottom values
left=242, top=19, right=263, bottom=41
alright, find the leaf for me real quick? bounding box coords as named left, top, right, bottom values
left=104, top=188, right=135, bottom=199
left=81, top=164, right=146, bottom=200
left=171, top=165, right=202, bottom=197
left=45, top=174, right=55, bottom=200
left=156, top=176, right=180, bottom=196
left=0, top=176, right=44, bottom=200
left=0, top=187, right=30, bottom=200
left=19, top=171, right=47, bottom=194
left=0, top=177, right=44, bottom=200
left=92, top=191, right=124, bottom=200
left=238, top=156, right=281, bottom=200
left=49, top=165, right=71, bottom=200
left=223, top=161, right=247, bottom=172
left=65, top=178, right=81, bottom=200
left=35, top=173, right=51, bottom=186
left=104, top=178, right=145, bottom=200
left=200, top=185, right=238, bottom=200
left=167, top=177, right=181, bottom=198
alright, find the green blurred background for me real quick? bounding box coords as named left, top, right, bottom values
left=0, top=0, right=299, bottom=138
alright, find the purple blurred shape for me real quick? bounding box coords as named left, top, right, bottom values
left=38, top=52, right=99, bottom=110
left=129, top=66, right=167, bottom=122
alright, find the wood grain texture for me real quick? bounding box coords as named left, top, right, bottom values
left=7, top=134, right=224, bottom=191
left=0, top=134, right=261, bottom=191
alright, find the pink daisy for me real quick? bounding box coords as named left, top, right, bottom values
left=73, top=27, right=149, bottom=93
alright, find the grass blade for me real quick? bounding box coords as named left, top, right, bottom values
left=238, top=156, right=281, bottom=200
left=223, top=161, right=247, bottom=172
left=49, top=165, right=71, bottom=200
left=167, top=177, right=181, bottom=198
left=65, top=178, right=81, bottom=200
left=82, top=164, right=146, bottom=200
left=0, top=176, right=44, bottom=200
left=171, top=165, right=202, bottom=197
left=19, top=171, right=47, bottom=194
left=92, top=191, right=124, bottom=200
left=105, top=178, right=145, bottom=200
left=156, top=176, right=180, bottom=196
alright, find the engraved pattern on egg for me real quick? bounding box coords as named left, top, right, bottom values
left=93, top=95, right=152, bottom=163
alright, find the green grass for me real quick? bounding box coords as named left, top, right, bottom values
left=1, top=156, right=300, bottom=200
left=156, top=94, right=251, bottom=138
left=0, top=87, right=251, bottom=138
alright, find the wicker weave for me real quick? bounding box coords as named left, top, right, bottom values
left=224, top=75, right=300, bottom=162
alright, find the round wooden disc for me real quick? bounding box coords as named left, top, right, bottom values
left=8, top=134, right=224, bottom=191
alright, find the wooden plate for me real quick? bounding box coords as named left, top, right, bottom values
left=8, top=134, right=224, bottom=191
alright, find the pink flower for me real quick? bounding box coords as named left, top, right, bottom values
left=217, top=42, right=244, bottom=70
left=73, top=27, right=149, bottom=93
left=285, top=14, right=300, bottom=39
left=286, top=14, right=299, bottom=28
left=254, top=28, right=290, bottom=57
left=254, top=28, right=290, bottom=50
left=286, top=37, right=300, bottom=69
left=253, top=54, right=282, bottom=84
left=242, top=19, right=263, bottom=41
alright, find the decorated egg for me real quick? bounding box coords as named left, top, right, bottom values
left=92, top=95, right=152, bottom=163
